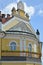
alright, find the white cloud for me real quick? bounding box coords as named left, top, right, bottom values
left=38, top=10, right=43, bottom=16
left=17, top=0, right=20, bottom=2
left=2, top=3, right=17, bottom=14
left=24, top=3, right=35, bottom=18
left=1, top=1, right=35, bottom=18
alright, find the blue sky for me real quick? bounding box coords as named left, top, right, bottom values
left=0, top=0, right=43, bottom=42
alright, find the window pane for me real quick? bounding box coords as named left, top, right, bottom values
left=10, top=42, right=16, bottom=51
left=28, top=44, right=32, bottom=52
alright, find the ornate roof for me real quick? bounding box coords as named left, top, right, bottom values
left=17, top=1, right=24, bottom=11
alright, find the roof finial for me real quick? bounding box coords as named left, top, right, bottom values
left=17, top=0, right=21, bottom=2
left=17, top=0, right=24, bottom=11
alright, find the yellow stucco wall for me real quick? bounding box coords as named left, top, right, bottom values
left=1, top=62, right=41, bottom=65
left=2, top=62, right=26, bottom=65
left=0, top=38, right=1, bottom=59
left=27, top=64, right=41, bottom=65
left=2, top=38, right=20, bottom=56
left=12, top=9, right=25, bottom=17
left=2, top=38, right=20, bottom=51
left=26, top=40, right=34, bottom=52
left=19, top=10, right=25, bottom=17
left=0, top=37, right=41, bottom=58
left=19, top=10, right=29, bottom=20
left=26, top=40, right=40, bottom=58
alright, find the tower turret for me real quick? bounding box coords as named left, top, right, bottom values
left=17, top=1, right=24, bottom=11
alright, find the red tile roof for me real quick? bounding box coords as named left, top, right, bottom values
left=0, top=12, right=12, bottom=24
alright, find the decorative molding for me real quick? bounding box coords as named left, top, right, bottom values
left=0, top=61, right=41, bottom=64
left=9, top=40, right=17, bottom=46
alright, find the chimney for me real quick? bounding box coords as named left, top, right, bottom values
left=2, top=14, right=6, bottom=23
left=2, top=14, right=5, bottom=18
left=7, top=14, right=10, bottom=19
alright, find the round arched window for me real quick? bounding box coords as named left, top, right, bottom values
left=28, top=44, right=32, bottom=52
left=10, top=42, right=16, bottom=51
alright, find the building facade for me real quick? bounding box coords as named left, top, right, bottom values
left=0, top=1, right=42, bottom=65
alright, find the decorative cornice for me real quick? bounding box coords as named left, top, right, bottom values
left=5, top=30, right=37, bottom=39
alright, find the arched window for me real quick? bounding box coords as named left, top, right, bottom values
left=10, top=42, right=16, bottom=51
left=28, top=44, right=32, bottom=52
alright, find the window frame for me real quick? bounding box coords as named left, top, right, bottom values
left=9, top=42, right=16, bottom=51
left=28, top=43, right=32, bottom=52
